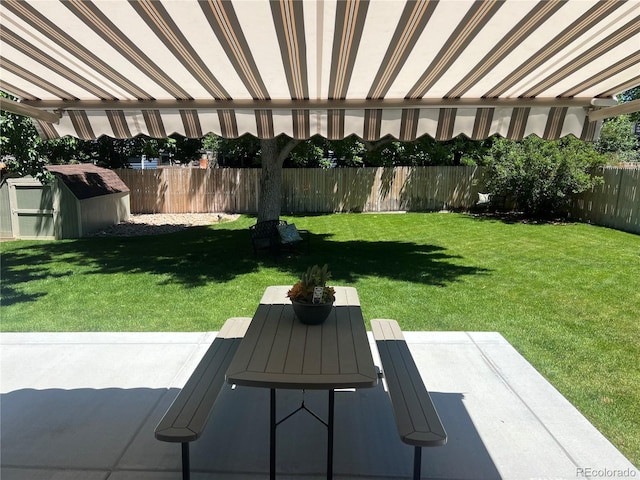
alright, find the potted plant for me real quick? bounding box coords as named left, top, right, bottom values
left=287, top=264, right=336, bottom=325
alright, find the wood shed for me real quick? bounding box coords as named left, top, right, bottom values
left=0, top=164, right=129, bottom=240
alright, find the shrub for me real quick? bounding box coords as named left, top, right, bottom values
left=482, top=136, right=607, bottom=218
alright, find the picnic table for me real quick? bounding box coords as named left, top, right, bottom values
left=226, top=286, right=378, bottom=480
left=156, top=286, right=446, bottom=480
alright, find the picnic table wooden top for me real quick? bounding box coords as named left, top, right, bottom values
left=226, top=286, right=377, bottom=390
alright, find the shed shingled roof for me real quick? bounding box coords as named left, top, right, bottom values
left=46, top=164, right=129, bottom=200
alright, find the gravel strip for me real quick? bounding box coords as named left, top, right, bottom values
left=90, top=213, right=240, bottom=237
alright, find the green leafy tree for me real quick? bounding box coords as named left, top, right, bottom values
left=482, top=136, right=607, bottom=218
left=212, top=134, right=261, bottom=167
left=595, top=86, right=640, bottom=164
left=1, top=93, right=50, bottom=181
left=166, top=135, right=202, bottom=163
left=201, top=133, right=221, bottom=153
left=363, top=135, right=491, bottom=166
left=596, top=115, right=639, bottom=164
left=40, top=136, right=91, bottom=165
left=1, top=91, right=99, bottom=177
left=324, top=136, right=366, bottom=167
left=83, top=135, right=202, bottom=168
left=86, top=137, right=134, bottom=168
left=617, top=87, right=640, bottom=123
left=285, top=137, right=324, bottom=167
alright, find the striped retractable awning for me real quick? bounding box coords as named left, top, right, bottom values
left=1, top=0, right=639, bottom=142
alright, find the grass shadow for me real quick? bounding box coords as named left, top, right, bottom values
left=2, top=218, right=489, bottom=307
left=468, top=211, right=576, bottom=225
left=299, top=234, right=488, bottom=287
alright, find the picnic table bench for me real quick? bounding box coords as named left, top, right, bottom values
left=371, top=318, right=447, bottom=480
left=155, top=317, right=251, bottom=480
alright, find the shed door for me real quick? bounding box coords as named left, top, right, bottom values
left=8, top=181, right=56, bottom=240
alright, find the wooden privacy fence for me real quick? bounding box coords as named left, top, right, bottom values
left=570, top=167, right=639, bottom=234
left=282, top=166, right=481, bottom=212
left=116, top=166, right=639, bottom=234
left=117, top=168, right=260, bottom=214
left=116, top=166, right=483, bottom=215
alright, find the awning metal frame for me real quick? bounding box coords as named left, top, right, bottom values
left=0, top=97, right=61, bottom=124
left=20, top=97, right=601, bottom=111
left=588, top=99, right=640, bottom=122
left=4, top=95, right=638, bottom=135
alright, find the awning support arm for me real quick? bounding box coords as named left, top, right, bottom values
left=588, top=99, right=640, bottom=122
left=0, top=97, right=61, bottom=124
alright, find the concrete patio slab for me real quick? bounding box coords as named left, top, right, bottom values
left=1, top=332, right=637, bottom=480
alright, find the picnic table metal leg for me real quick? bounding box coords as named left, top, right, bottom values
left=413, top=446, right=421, bottom=480
left=269, top=388, right=335, bottom=479
left=327, top=389, right=334, bottom=480
left=181, top=442, right=190, bottom=480
left=270, top=388, right=276, bottom=480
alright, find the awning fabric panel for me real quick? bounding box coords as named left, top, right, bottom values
left=32, top=105, right=597, bottom=142
left=1, top=0, right=639, bottom=142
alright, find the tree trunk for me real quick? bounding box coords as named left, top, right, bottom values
left=258, top=139, right=282, bottom=222
left=257, top=137, right=299, bottom=222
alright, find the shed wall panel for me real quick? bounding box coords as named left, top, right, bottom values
left=79, top=192, right=130, bottom=236
left=56, top=180, right=82, bottom=239
left=0, top=182, right=13, bottom=238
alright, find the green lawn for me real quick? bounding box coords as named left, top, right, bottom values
left=2, top=212, right=639, bottom=465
